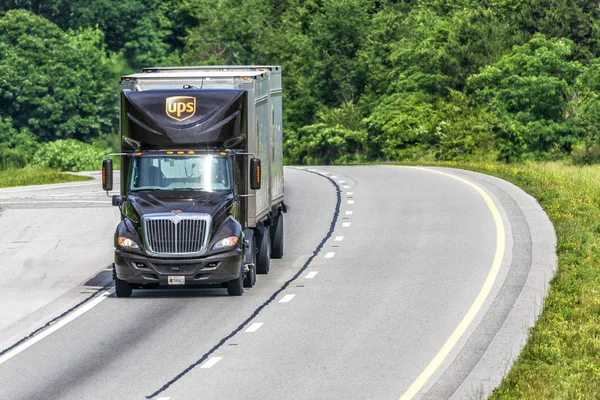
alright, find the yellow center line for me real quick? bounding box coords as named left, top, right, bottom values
left=398, top=166, right=506, bottom=400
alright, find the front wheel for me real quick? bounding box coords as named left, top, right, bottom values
left=115, top=277, right=132, bottom=298
left=227, top=261, right=244, bottom=296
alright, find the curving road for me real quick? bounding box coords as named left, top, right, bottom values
left=0, top=166, right=555, bottom=400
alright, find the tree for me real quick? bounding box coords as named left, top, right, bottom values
left=467, top=34, right=582, bottom=159
left=0, top=10, right=119, bottom=143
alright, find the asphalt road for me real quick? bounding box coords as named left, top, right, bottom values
left=0, top=166, right=556, bottom=400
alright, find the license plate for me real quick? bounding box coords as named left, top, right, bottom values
left=168, top=276, right=185, bottom=285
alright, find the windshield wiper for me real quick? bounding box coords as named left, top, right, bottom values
left=131, top=188, right=165, bottom=192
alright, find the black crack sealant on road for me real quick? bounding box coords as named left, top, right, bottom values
left=147, top=169, right=342, bottom=399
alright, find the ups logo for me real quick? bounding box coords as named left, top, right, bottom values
left=166, top=96, right=196, bottom=121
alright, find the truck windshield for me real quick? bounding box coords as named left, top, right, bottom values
left=130, top=154, right=231, bottom=192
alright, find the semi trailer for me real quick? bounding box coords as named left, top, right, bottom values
left=102, top=66, right=285, bottom=297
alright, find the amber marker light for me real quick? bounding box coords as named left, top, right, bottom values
left=177, top=151, right=184, bottom=155
left=220, top=152, right=226, bottom=156
left=188, top=151, right=195, bottom=155
left=166, top=151, right=174, bottom=155
left=135, top=152, right=142, bottom=156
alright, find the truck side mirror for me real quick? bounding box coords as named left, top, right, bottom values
left=102, top=159, right=113, bottom=192
left=250, top=158, right=261, bottom=190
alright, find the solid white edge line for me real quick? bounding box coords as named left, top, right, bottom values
left=0, top=182, right=98, bottom=193
left=398, top=167, right=506, bottom=400
left=0, top=200, right=109, bottom=204
left=245, top=323, right=264, bottom=333
left=200, top=357, right=223, bottom=369
left=305, top=271, right=318, bottom=279
left=279, top=294, right=296, bottom=303
left=0, top=289, right=113, bottom=366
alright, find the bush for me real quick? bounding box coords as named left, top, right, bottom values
left=0, top=117, right=39, bottom=169
left=32, top=139, right=109, bottom=172
left=285, top=123, right=367, bottom=165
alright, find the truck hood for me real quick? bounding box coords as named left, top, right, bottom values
left=127, top=190, right=234, bottom=221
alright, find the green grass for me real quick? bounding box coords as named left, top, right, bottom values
left=397, top=161, right=600, bottom=399
left=0, top=167, right=92, bottom=188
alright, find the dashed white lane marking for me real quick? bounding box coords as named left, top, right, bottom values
left=335, top=236, right=344, bottom=242
left=343, top=185, right=350, bottom=189
left=280, top=294, right=296, bottom=303
left=324, top=252, right=335, bottom=259
left=308, top=169, right=316, bottom=172
left=306, top=271, right=319, bottom=279
left=339, top=180, right=346, bottom=183
left=347, top=192, right=354, bottom=196
left=331, top=176, right=338, bottom=178
left=348, top=200, right=354, bottom=204
left=201, top=357, right=223, bottom=369
left=245, top=323, right=264, bottom=333
left=345, top=211, right=354, bottom=215
left=342, top=222, right=351, bottom=227
left=0, top=289, right=113, bottom=366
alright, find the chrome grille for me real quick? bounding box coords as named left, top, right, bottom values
left=142, top=213, right=211, bottom=256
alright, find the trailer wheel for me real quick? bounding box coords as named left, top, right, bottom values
left=115, top=277, right=132, bottom=298
left=270, top=212, right=284, bottom=259
left=227, top=260, right=244, bottom=296
left=256, top=225, right=271, bottom=274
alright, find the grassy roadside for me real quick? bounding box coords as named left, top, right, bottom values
left=397, top=161, right=600, bottom=399
left=0, top=168, right=91, bottom=188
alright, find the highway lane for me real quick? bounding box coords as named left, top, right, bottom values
left=0, top=166, right=555, bottom=400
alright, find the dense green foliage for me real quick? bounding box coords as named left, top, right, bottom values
left=3, top=0, right=600, bottom=168
left=2, top=1, right=600, bottom=396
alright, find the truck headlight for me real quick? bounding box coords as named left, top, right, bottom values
left=212, top=236, right=238, bottom=250
left=118, top=237, right=140, bottom=250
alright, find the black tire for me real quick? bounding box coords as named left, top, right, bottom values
left=115, top=277, right=132, bottom=298
left=270, top=212, right=284, bottom=259
left=256, top=225, right=270, bottom=274
left=227, top=260, right=244, bottom=296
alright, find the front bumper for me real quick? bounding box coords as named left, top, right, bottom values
left=114, top=247, right=242, bottom=286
